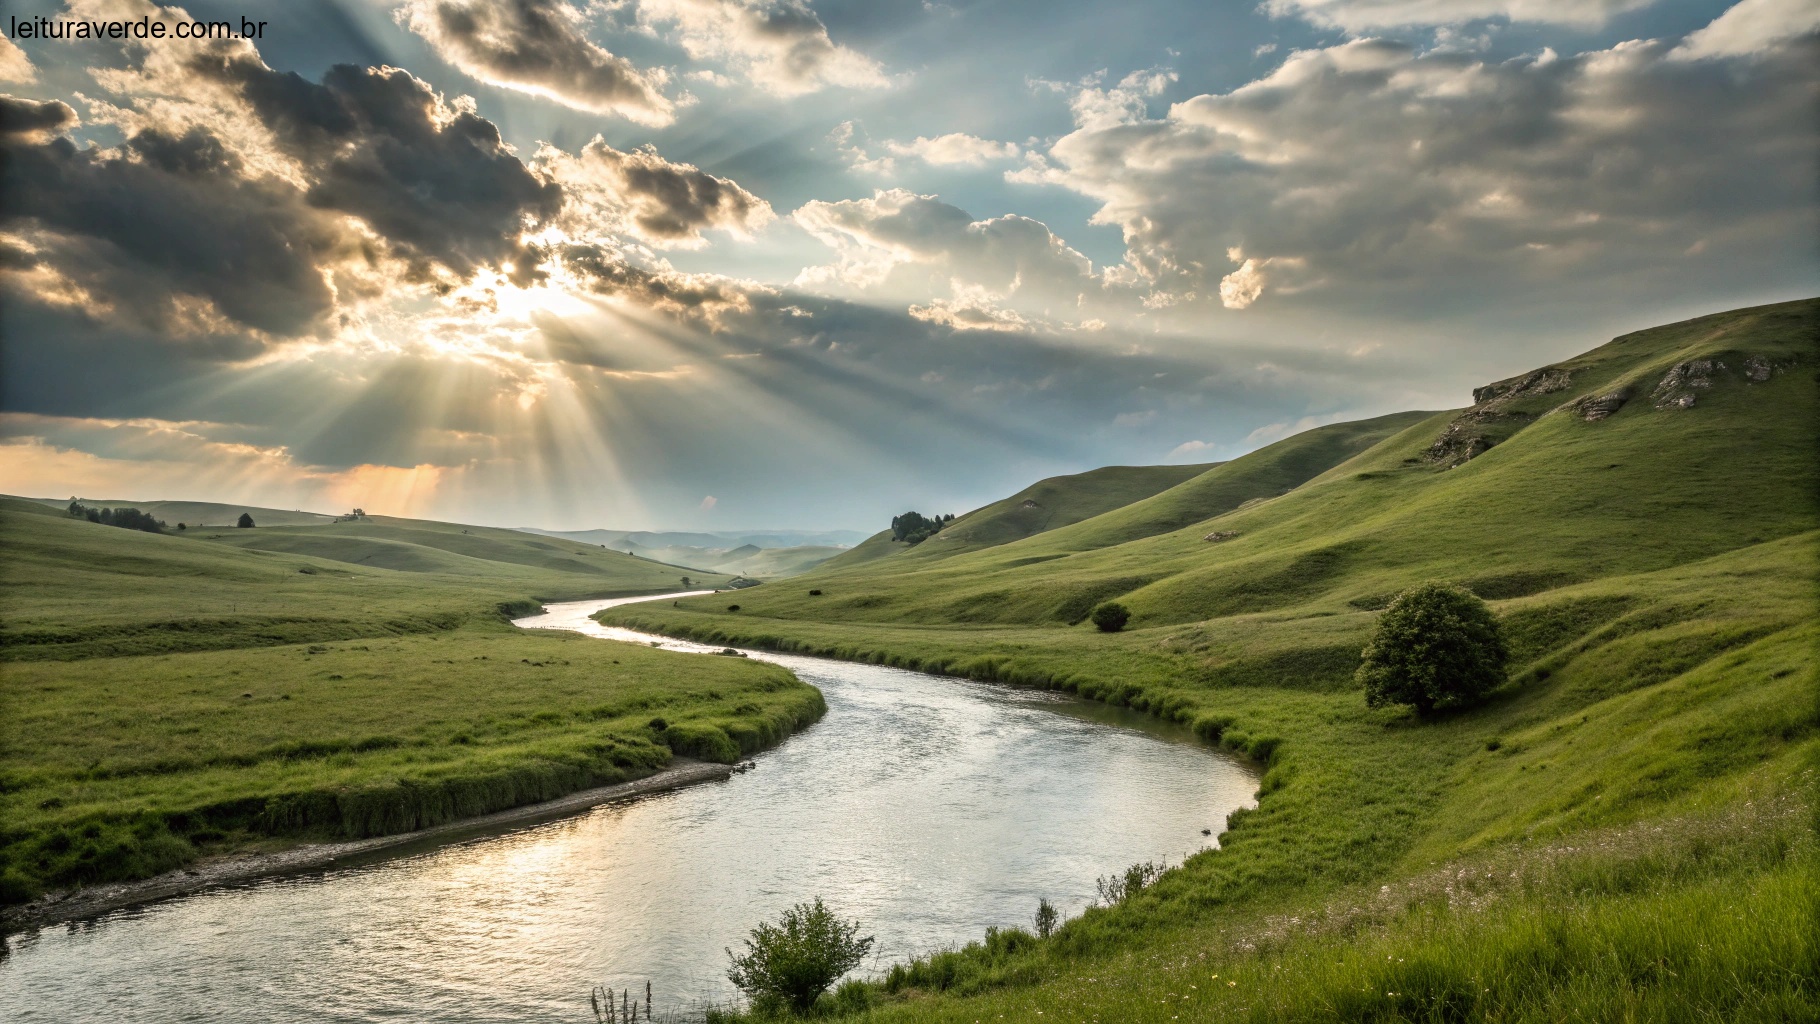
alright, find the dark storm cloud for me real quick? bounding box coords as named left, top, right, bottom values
left=0, top=122, right=344, bottom=341
left=399, top=0, right=675, bottom=124
left=192, top=55, right=564, bottom=286
left=0, top=95, right=75, bottom=139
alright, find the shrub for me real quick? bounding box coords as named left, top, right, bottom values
left=727, top=604, right=741, bottom=612
left=1357, top=581, right=1509, bottom=716
left=808, top=589, right=822, bottom=596
left=726, top=898, right=874, bottom=1014
left=1090, top=601, right=1131, bottom=632
left=1033, top=897, right=1059, bottom=938
left=236, top=512, right=256, bottom=528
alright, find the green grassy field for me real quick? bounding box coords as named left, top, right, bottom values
left=606, top=299, right=1820, bottom=1021
left=0, top=499, right=817, bottom=906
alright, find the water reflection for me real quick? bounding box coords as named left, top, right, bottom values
left=1, top=595, right=1256, bottom=1022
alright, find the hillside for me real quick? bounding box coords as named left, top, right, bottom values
left=0, top=497, right=818, bottom=911
left=600, top=298, right=1820, bottom=1022
left=824, top=461, right=1220, bottom=570
left=28, top=497, right=338, bottom=528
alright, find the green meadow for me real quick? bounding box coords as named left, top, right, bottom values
left=0, top=497, right=823, bottom=905
left=601, top=299, right=1820, bottom=1021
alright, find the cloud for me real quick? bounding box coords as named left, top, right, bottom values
left=1265, top=0, right=1654, bottom=32
left=540, top=137, right=774, bottom=246
left=398, top=0, right=675, bottom=123
left=885, top=133, right=1021, bottom=166
left=639, top=0, right=886, bottom=96
left=908, top=299, right=1031, bottom=332
left=1167, top=438, right=1217, bottom=458
left=0, top=95, right=76, bottom=140
left=554, top=241, right=762, bottom=323
left=2, top=121, right=350, bottom=341
left=3, top=4, right=787, bottom=355
left=1671, top=0, right=1820, bottom=60
left=699, top=494, right=717, bottom=510
left=194, top=56, right=563, bottom=286
left=0, top=34, right=36, bottom=84
left=1014, top=35, right=1820, bottom=316
left=828, top=120, right=895, bottom=174
left=793, top=189, right=1095, bottom=316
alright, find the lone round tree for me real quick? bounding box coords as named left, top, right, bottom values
left=1357, top=582, right=1508, bottom=716
left=1091, top=601, right=1131, bottom=632
left=236, top=512, right=255, bottom=528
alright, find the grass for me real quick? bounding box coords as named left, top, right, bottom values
left=599, top=299, right=1820, bottom=1021
left=824, top=462, right=1221, bottom=570
left=0, top=498, right=817, bottom=905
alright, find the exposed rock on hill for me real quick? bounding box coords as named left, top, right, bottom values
left=1571, top=389, right=1630, bottom=421
left=1653, top=359, right=1723, bottom=409
left=1426, top=367, right=1575, bottom=466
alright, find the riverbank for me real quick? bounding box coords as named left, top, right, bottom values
left=1, top=758, right=740, bottom=934
left=0, top=503, right=830, bottom=910
left=597, top=536, right=1820, bottom=1019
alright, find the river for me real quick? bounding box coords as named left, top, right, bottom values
left=1, top=594, right=1257, bottom=1022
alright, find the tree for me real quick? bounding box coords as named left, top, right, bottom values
left=890, top=511, right=945, bottom=544
left=237, top=512, right=256, bottom=528
left=1091, top=601, right=1131, bottom=632
left=726, top=899, right=874, bottom=1014
left=1357, top=582, right=1508, bottom=716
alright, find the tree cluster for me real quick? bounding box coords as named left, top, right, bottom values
left=66, top=499, right=165, bottom=534
left=890, top=510, right=954, bottom=545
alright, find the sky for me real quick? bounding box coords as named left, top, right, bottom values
left=0, top=0, right=1814, bottom=531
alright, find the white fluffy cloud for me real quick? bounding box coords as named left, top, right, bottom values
left=639, top=0, right=886, bottom=96
left=886, top=133, right=1021, bottom=166
left=793, top=189, right=1097, bottom=322
left=1265, top=0, right=1654, bottom=31
left=399, top=0, right=675, bottom=123
left=0, top=33, right=36, bottom=83
left=1012, top=33, right=1820, bottom=314
left=1672, top=0, right=1820, bottom=60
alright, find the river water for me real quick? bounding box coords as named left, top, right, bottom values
left=2, top=594, right=1256, bottom=1022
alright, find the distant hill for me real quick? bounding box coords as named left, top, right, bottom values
left=26, top=497, right=337, bottom=528
left=517, top=527, right=870, bottom=549
left=2, top=499, right=733, bottom=661
left=824, top=463, right=1221, bottom=571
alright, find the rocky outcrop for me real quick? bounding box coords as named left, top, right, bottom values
left=1652, top=359, right=1724, bottom=409
left=1203, top=530, right=1239, bottom=543
left=1472, top=368, right=1573, bottom=406
left=1425, top=367, right=1574, bottom=466
left=1570, top=388, right=1631, bottom=421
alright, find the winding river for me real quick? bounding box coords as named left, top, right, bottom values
left=1, top=594, right=1257, bottom=1022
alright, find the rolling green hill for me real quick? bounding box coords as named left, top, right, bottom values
left=824, top=462, right=1220, bottom=570
left=0, top=499, right=731, bottom=661
left=0, top=499, right=814, bottom=908
left=603, top=298, right=1820, bottom=1023
left=28, top=497, right=339, bottom=528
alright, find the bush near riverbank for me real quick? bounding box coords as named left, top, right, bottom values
left=0, top=499, right=822, bottom=907
left=605, top=300, right=1820, bottom=1020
